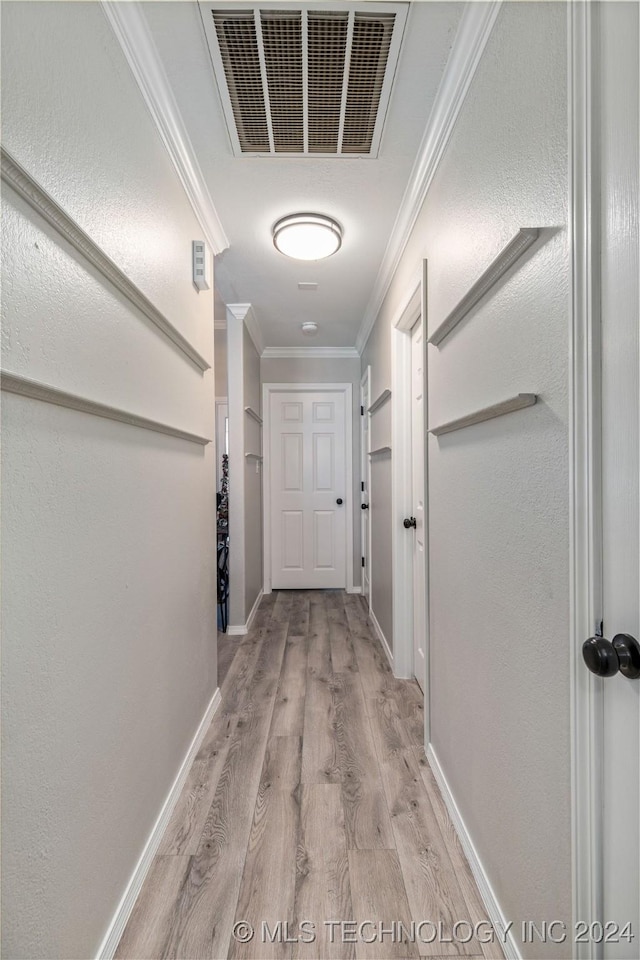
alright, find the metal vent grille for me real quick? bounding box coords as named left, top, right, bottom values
left=203, top=4, right=407, bottom=157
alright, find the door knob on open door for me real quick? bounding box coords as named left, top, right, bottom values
left=336, top=498, right=343, bottom=505
left=582, top=633, right=640, bottom=679
left=403, top=517, right=417, bottom=529
left=361, top=503, right=369, bottom=510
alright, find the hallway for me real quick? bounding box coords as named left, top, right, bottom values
left=116, top=591, right=502, bottom=960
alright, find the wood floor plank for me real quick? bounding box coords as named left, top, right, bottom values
left=333, top=671, right=395, bottom=849
left=271, top=635, right=309, bottom=737
left=152, top=658, right=284, bottom=956
left=229, top=736, right=302, bottom=959
left=329, top=621, right=358, bottom=673
left=292, top=784, right=355, bottom=960
left=348, top=849, right=419, bottom=959
left=287, top=591, right=311, bottom=638
left=412, top=750, right=505, bottom=960
left=159, top=716, right=238, bottom=856
left=366, top=700, right=478, bottom=957
left=115, top=856, right=193, bottom=959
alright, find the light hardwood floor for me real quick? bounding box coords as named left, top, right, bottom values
left=116, top=591, right=504, bottom=960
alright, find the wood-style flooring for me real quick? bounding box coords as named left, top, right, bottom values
left=116, top=591, right=504, bottom=960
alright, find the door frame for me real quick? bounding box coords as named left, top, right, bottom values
left=390, top=263, right=429, bottom=721
left=360, top=366, right=372, bottom=608
left=569, top=2, right=605, bottom=953
left=262, top=382, right=355, bottom=595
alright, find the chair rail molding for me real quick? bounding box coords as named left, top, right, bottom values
left=100, top=0, right=228, bottom=255
left=430, top=394, right=537, bottom=437
left=1, top=148, right=211, bottom=373
left=355, top=0, right=502, bottom=354
left=428, top=228, right=541, bottom=346
left=261, top=346, right=360, bottom=359
left=369, top=389, right=392, bottom=415
left=1, top=371, right=211, bottom=446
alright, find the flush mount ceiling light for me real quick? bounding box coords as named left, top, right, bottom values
left=301, top=322, right=319, bottom=336
left=273, top=214, right=342, bottom=261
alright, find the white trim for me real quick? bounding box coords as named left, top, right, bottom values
left=100, top=0, right=229, bottom=255
left=360, top=365, right=372, bottom=608
left=368, top=606, right=393, bottom=670
left=390, top=271, right=422, bottom=685
left=227, top=306, right=247, bottom=628
left=346, top=586, right=362, bottom=595
left=244, top=406, right=263, bottom=425
left=430, top=393, right=538, bottom=437
left=261, top=346, right=360, bottom=359
left=96, top=686, right=221, bottom=959
left=568, top=3, right=604, bottom=955
left=227, top=589, right=264, bottom=635
left=227, top=303, right=264, bottom=358
left=262, top=382, right=354, bottom=594
left=1, top=371, right=211, bottom=446
left=426, top=744, right=522, bottom=960
left=355, top=1, right=502, bottom=354
left=368, top=388, right=392, bottom=415
left=428, top=228, right=540, bottom=347
left=1, top=148, right=211, bottom=373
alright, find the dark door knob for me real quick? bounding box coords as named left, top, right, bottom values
left=336, top=498, right=343, bottom=505
left=582, top=633, right=640, bottom=680
left=361, top=503, right=369, bottom=510
left=403, top=517, right=417, bottom=529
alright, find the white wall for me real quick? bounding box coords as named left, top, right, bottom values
left=1, top=4, right=217, bottom=957
left=362, top=3, right=571, bottom=956
left=261, top=356, right=362, bottom=589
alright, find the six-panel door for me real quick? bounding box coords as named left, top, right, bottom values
left=270, top=390, right=347, bottom=589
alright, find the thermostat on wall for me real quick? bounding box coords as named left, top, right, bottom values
left=192, top=240, right=210, bottom=291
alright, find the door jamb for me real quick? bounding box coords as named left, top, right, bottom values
left=569, top=2, right=604, bottom=953
left=360, top=366, right=372, bottom=609
left=262, top=382, right=354, bottom=595
left=391, top=264, right=428, bottom=732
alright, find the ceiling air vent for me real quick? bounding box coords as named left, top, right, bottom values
left=200, top=3, right=408, bottom=157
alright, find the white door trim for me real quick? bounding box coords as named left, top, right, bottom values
left=569, top=2, right=604, bottom=953
left=361, top=366, right=372, bottom=609
left=390, top=264, right=428, bottom=713
left=263, top=382, right=354, bottom=595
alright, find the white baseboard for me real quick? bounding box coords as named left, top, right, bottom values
left=426, top=744, right=522, bottom=960
left=227, top=588, right=264, bottom=635
left=368, top=606, right=394, bottom=670
left=96, top=686, right=222, bottom=959
left=346, top=585, right=362, bottom=595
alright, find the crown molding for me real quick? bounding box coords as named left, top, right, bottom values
left=261, top=346, right=361, bottom=359
left=100, top=0, right=229, bottom=255
left=226, top=303, right=265, bottom=357
left=355, top=0, right=502, bottom=354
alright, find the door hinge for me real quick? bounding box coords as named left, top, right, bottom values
left=361, top=557, right=365, bottom=567
left=360, top=405, right=364, bottom=415
left=596, top=619, right=604, bottom=638
left=361, top=481, right=365, bottom=492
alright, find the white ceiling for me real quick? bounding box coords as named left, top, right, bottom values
left=141, top=1, right=463, bottom=350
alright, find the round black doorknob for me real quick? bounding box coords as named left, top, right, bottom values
left=336, top=498, right=343, bottom=505
left=361, top=503, right=369, bottom=510
left=582, top=633, right=640, bottom=679
left=582, top=637, right=619, bottom=677
left=612, top=634, right=640, bottom=680
left=403, top=517, right=417, bottom=529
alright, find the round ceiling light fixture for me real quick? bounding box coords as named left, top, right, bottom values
left=273, top=213, right=342, bottom=261
left=301, top=322, right=318, bottom=337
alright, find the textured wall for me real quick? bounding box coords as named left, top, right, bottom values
left=1, top=3, right=217, bottom=957
left=261, top=356, right=362, bottom=588
left=362, top=4, right=572, bottom=956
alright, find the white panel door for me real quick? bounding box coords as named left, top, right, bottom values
left=270, top=390, right=347, bottom=589
left=411, top=320, right=426, bottom=690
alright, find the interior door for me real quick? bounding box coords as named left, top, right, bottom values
left=599, top=5, right=639, bottom=954
left=360, top=368, right=371, bottom=601
left=270, top=389, right=347, bottom=589
left=411, top=319, right=426, bottom=690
